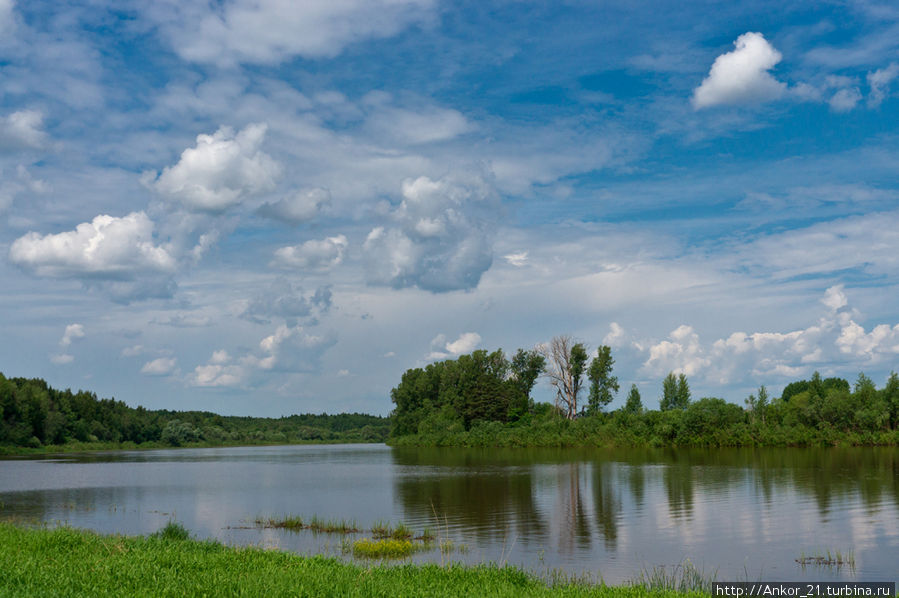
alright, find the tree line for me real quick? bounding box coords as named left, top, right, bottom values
left=389, top=335, right=899, bottom=447
left=0, top=372, right=389, bottom=452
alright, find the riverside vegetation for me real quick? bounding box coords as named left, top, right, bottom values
left=0, top=521, right=714, bottom=597
left=387, top=338, right=899, bottom=447
left=0, top=372, right=388, bottom=455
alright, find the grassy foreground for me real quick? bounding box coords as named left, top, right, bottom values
left=0, top=522, right=706, bottom=598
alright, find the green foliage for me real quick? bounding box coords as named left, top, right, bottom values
left=0, top=371, right=389, bottom=453
left=586, top=345, right=619, bottom=414
left=4, top=522, right=720, bottom=598
left=659, top=373, right=689, bottom=411
left=624, top=385, right=643, bottom=415
left=151, top=521, right=191, bottom=541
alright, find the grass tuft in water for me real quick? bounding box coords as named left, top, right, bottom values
left=631, top=559, right=717, bottom=593
left=796, top=549, right=855, bottom=568
left=352, top=538, right=416, bottom=559
left=151, top=520, right=191, bottom=541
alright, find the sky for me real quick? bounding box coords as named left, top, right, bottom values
left=1, top=0, right=899, bottom=417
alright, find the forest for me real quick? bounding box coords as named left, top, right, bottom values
left=0, top=372, right=389, bottom=453
left=388, top=337, right=899, bottom=447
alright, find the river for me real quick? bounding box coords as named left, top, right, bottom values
left=1, top=444, right=897, bottom=583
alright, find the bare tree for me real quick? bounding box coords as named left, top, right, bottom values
left=538, top=335, right=589, bottom=419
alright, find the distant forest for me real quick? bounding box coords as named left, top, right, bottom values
left=388, top=337, right=899, bottom=447
left=0, top=372, right=389, bottom=453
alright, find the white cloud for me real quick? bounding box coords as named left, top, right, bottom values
left=692, top=32, right=786, bottom=109
left=363, top=175, right=498, bottom=292
left=503, top=251, right=529, bottom=267
left=60, top=323, right=85, bottom=347
left=829, top=87, right=862, bottom=112
left=603, top=322, right=626, bottom=347
left=363, top=103, right=473, bottom=145
left=867, top=63, right=899, bottom=108
left=446, top=332, right=481, bottom=355
left=426, top=331, right=481, bottom=360
left=0, top=110, right=48, bottom=151
left=121, top=345, right=144, bottom=357
left=643, top=325, right=710, bottom=376
left=821, top=285, right=847, bottom=312
left=153, top=0, right=436, bottom=66
left=253, top=324, right=336, bottom=373
left=257, top=188, right=331, bottom=224
left=149, top=124, right=280, bottom=212
left=639, top=286, right=899, bottom=387
left=50, top=353, right=74, bottom=365
left=9, top=212, right=176, bottom=294
left=141, top=357, right=177, bottom=376
left=272, top=235, right=347, bottom=271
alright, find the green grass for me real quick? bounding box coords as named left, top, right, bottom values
left=0, top=521, right=713, bottom=598
left=352, top=537, right=419, bottom=559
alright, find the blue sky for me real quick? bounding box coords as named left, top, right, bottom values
left=2, top=0, right=899, bottom=416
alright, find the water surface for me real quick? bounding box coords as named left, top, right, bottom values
left=1, top=444, right=897, bottom=583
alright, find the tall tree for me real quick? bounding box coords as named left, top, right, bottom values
left=660, top=372, right=678, bottom=411
left=624, top=384, right=643, bottom=414
left=676, top=373, right=691, bottom=409
left=586, top=345, right=619, bottom=414
left=510, top=348, right=545, bottom=399
left=539, top=335, right=588, bottom=419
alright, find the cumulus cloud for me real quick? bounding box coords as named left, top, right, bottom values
left=191, top=357, right=245, bottom=387
left=640, top=286, right=899, bottom=386
left=9, top=212, right=176, bottom=300
left=59, top=323, right=85, bottom=347
left=141, top=357, right=177, bottom=376
left=50, top=353, right=74, bottom=365
left=426, top=331, right=481, bottom=360
left=272, top=235, right=347, bottom=271
left=253, top=324, right=336, bottom=373
left=603, top=322, right=626, bottom=347
left=363, top=175, right=499, bottom=292
left=257, top=188, right=331, bottom=224
left=149, top=124, right=280, bottom=212
left=643, top=325, right=709, bottom=376
left=241, top=278, right=332, bottom=325
left=153, top=0, right=435, bottom=66
left=692, top=32, right=786, bottom=109
left=0, top=110, right=48, bottom=151
left=867, top=63, right=899, bottom=108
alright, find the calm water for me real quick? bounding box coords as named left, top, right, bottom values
left=1, top=444, right=897, bottom=583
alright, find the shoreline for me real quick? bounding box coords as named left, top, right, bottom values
left=0, top=521, right=711, bottom=597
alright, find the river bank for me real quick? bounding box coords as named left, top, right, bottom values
left=0, top=522, right=707, bottom=597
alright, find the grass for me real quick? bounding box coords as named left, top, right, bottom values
left=630, top=560, right=717, bottom=594
left=0, top=521, right=716, bottom=598
left=796, top=549, right=855, bottom=569
left=255, top=514, right=360, bottom=534
left=351, top=538, right=419, bottom=559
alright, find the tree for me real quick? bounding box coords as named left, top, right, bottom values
left=539, top=335, right=588, bottom=419
left=660, top=372, right=678, bottom=411
left=510, top=348, right=545, bottom=399
left=660, top=372, right=690, bottom=411
left=745, top=385, right=768, bottom=423
left=586, top=345, right=619, bottom=414
left=509, top=348, right=546, bottom=419
left=624, top=384, right=643, bottom=414
left=676, top=373, right=691, bottom=409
